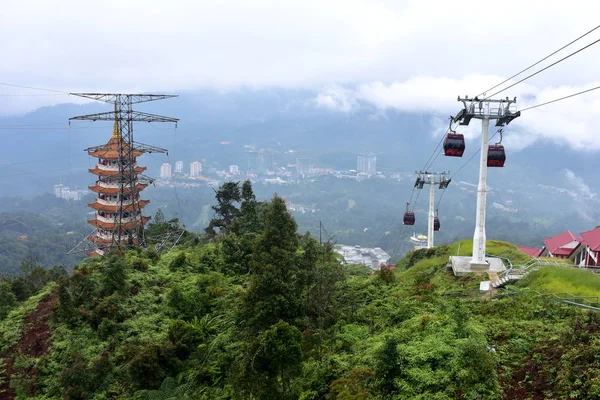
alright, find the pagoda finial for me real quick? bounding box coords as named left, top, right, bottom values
left=111, top=104, right=120, bottom=139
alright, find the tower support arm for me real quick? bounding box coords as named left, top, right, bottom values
left=70, top=93, right=178, bottom=104
left=70, top=111, right=179, bottom=124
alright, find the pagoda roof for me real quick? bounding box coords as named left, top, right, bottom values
left=87, top=120, right=145, bottom=159
left=88, top=183, right=148, bottom=194
left=89, top=165, right=147, bottom=176
left=88, top=148, right=144, bottom=159
left=88, top=199, right=150, bottom=212
left=88, top=216, right=151, bottom=229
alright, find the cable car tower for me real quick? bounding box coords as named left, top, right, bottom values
left=414, top=170, right=451, bottom=249
left=452, top=96, right=519, bottom=269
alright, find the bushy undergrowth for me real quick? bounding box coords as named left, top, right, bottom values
left=1, top=183, right=598, bottom=399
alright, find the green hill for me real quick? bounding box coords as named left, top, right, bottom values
left=1, top=183, right=599, bottom=399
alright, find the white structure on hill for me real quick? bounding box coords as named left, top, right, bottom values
left=335, top=244, right=391, bottom=270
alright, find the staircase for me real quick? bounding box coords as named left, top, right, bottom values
left=491, top=258, right=569, bottom=289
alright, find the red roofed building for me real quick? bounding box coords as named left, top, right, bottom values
left=571, top=227, right=600, bottom=267
left=516, top=246, right=542, bottom=257
left=539, top=230, right=583, bottom=259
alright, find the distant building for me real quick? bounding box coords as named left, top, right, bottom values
left=54, top=184, right=64, bottom=197
left=190, top=161, right=202, bottom=177
left=247, top=150, right=263, bottom=171
left=335, top=244, right=391, bottom=270
left=54, top=183, right=85, bottom=201
left=296, top=157, right=311, bottom=176
left=357, top=152, right=377, bottom=176
left=229, top=165, right=240, bottom=175
left=160, top=163, right=173, bottom=178
left=175, top=161, right=183, bottom=173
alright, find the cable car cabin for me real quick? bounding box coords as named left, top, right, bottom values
left=443, top=133, right=465, bottom=157
left=403, top=212, right=415, bottom=226
left=434, top=217, right=440, bottom=231
left=487, top=145, right=506, bottom=167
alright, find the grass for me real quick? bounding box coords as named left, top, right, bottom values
left=518, top=266, right=600, bottom=297
left=449, top=239, right=534, bottom=265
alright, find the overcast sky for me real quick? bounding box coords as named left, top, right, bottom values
left=2, top=0, right=600, bottom=150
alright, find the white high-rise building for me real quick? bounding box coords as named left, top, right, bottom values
left=175, top=161, right=183, bottom=173
left=160, top=163, right=173, bottom=178
left=357, top=153, right=377, bottom=176
left=229, top=165, right=240, bottom=175
left=190, top=161, right=202, bottom=177
left=54, top=184, right=64, bottom=198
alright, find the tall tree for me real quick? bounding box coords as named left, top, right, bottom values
left=242, top=195, right=301, bottom=331
left=205, top=182, right=241, bottom=237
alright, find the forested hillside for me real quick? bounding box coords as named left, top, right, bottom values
left=1, top=182, right=599, bottom=399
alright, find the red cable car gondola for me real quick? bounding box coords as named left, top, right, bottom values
left=487, top=129, right=506, bottom=167
left=433, top=217, right=440, bottom=231
left=443, top=117, right=465, bottom=157
left=403, top=212, right=415, bottom=226
left=403, top=203, right=415, bottom=225
left=443, top=133, right=465, bottom=157
left=487, top=145, right=506, bottom=167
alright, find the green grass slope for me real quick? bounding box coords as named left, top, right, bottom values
left=518, top=266, right=600, bottom=297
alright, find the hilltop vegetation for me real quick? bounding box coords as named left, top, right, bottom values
left=0, top=181, right=600, bottom=399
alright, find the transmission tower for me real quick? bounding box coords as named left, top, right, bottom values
left=453, top=96, right=520, bottom=268
left=69, top=93, right=179, bottom=255
left=414, top=171, right=451, bottom=248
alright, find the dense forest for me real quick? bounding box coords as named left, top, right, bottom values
left=1, top=181, right=600, bottom=399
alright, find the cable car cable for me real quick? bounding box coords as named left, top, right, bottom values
left=484, top=37, right=600, bottom=100
left=520, top=83, right=600, bottom=112
left=477, top=23, right=600, bottom=98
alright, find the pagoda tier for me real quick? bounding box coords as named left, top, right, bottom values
left=89, top=231, right=140, bottom=245
left=88, top=216, right=151, bottom=230
left=88, top=182, right=148, bottom=194
left=88, top=165, right=147, bottom=176
left=88, top=199, right=150, bottom=212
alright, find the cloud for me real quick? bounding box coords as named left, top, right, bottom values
left=313, top=74, right=600, bottom=151
left=313, top=86, right=357, bottom=112
left=564, top=169, right=596, bottom=200
left=2, top=0, right=600, bottom=149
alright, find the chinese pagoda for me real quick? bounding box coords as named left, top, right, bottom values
left=86, top=117, right=151, bottom=256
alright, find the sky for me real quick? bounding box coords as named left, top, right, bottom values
left=2, top=0, right=600, bottom=150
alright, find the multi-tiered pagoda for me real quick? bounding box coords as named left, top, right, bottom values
left=86, top=118, right=151, bottom=256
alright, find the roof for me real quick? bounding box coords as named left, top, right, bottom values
left=516, top=245, right=542, bottom=257
left=543, top=230, right=582, bottom=257
left=580, top=227, right=600, bottom=252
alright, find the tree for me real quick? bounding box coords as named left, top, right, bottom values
left=241, top=195, right=302, bottom=331
left=205, top=182, right=241, bottom=237
left=0, top=281, right=17, bottom=320
left=101, top=253, right=128, bottom=295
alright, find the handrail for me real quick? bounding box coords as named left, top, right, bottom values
left=494, top=288, right=600, bottom=311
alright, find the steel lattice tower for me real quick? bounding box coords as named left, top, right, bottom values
left=70, top=93, right=178, bottom=255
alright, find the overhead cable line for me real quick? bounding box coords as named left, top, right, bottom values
left=478, top=23, right=600, bottom=97
left=520, top=83, right=600, bottom=111
left=485, top=37, right=600, bottom=99
left=0, top=82, right=69, bottom=94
